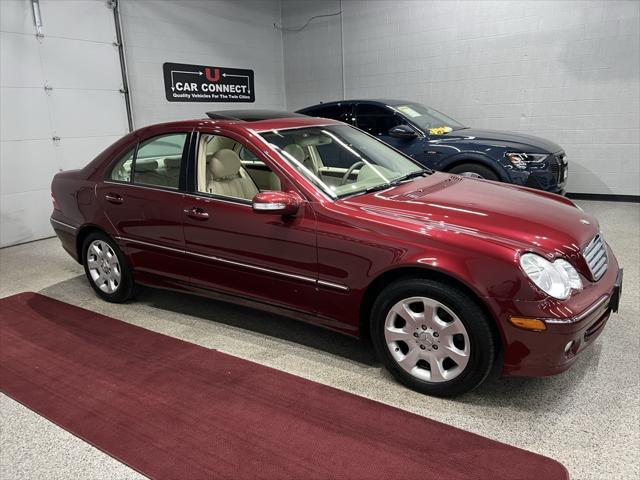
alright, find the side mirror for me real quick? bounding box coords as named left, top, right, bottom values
left=252, top=191, right=300, bottom=216
left=388, top=125, right=418, bottom=139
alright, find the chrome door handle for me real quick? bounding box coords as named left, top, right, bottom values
left=184, top=207, right=209, bottom=220
left=105, top=193, right=123, bottom=204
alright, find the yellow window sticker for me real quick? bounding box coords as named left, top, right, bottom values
left=396, top=105, right=422, bottom=118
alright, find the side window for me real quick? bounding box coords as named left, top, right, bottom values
left=134, top=133, right=187, bottom=189
left=238, top=146, right=264, bottom=166
left=109, top=148, right=135, bottom=182
left=197, top=134, right=281, bottom=200
left=356, top=104, right=405, bottom=137
left=305, top=104, right=355, bottom=125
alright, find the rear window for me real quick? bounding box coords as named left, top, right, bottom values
left=107, top=133, right=188, bottom=189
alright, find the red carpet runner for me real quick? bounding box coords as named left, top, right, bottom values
left=0, top=292, right=568, bottom=479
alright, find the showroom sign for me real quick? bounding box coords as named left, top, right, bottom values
left=163, top=62, right=255, bottom=103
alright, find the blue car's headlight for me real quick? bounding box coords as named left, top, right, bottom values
left=506, top=152, right=548, bottom=169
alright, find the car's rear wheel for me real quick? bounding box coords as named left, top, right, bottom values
left=370, top=278, right=497, bottom=396
left=82, top=232, right=135, bottom=303
left=449, top=163, right=499, bottom=181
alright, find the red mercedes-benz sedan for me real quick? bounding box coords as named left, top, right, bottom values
left=50, top=110, right=623, bottom=396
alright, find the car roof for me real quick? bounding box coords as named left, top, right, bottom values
left=298, top=99, right=412, bottom=111
left=132, top=115, right=341, bottom=136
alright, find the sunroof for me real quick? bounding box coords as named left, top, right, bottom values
left=205, top=110, right=307, bottom=121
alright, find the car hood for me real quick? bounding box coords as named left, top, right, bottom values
left=343, top=173, right=597, bottom=255
left=439, top=128, right=563, bottom=154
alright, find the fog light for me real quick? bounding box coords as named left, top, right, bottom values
left=564, top=340, right=575, bottom=354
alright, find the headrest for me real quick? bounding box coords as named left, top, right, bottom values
left=210, top=149, right=241, bottom=179
left=135, top=160, right=158, bottom=172
left=295, top=134, right=331, bottom=147
left=283, top=144, right=305, bottom=163
left=164, top=157, right=181, bottom=169
left=206, top=135, right=236, bottom=155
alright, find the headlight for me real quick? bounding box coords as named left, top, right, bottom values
left=519, top=253, right=583, bottom=300
left=506, top=152, right=549, bottom=169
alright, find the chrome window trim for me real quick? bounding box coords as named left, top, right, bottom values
left=104, top=180, right=185, bottom=196
left=114, top=236, right=349, bottom=292
left=50, top=217, right=77, bottom=231
left=103, top=181, right=254, bottom=207
left=188, top=192, right=253, bottom=207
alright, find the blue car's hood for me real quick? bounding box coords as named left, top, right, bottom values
left=438, top=128, right=563, bottom=154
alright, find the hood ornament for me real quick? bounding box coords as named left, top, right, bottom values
left=580, top=219, right=590, bottom=225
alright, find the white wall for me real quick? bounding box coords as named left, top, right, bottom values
left=283, top=0, right=640, bottom=196
left=120, top=0, right=286, bottom=127
left=0, top=0, right=129, bottom=247
left=282, top=0, right=343, bottom=110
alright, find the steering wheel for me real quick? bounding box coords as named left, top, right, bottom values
left=340, top=161, right=365, bottom=186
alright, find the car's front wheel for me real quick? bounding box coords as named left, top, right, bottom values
left=370, top=278, right=497, bottom=396
left=82, top=232, right=135, bottom=303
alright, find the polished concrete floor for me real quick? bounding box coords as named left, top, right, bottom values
left=0, top=200, right=638, bottom=480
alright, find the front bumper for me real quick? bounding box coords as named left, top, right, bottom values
left=489, top=253, right=622, bottom=377
left=504, top=153, right=568, bottom=194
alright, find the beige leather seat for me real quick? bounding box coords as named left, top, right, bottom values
left=284, top=144, right=316, bottom=174
left=135, top=160, right=164, bottom=186
left=207, top=149, right=258, bottom=200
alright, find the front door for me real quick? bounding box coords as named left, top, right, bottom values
left=181, top=130, right=318, bottom=313
left=98, top=131, right=190, bottom=283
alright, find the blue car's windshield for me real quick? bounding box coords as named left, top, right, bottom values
left=389, top=102, right=466, bottom=134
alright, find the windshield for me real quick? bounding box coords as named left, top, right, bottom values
left=390, top=103, right=465, bottom=134
left=258, top=125, right=427, bottom=199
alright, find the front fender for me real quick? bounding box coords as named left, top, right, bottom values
left=435, top=152, right=510, bottom=182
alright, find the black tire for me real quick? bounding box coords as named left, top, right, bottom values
left=370, top=278, right=497, bottom=397
left=449, top=163, right=499, bottom=181
left=82, top=231, right=136, bottom=303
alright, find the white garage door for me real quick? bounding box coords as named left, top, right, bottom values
left=0, top=0, right=129, bottom=247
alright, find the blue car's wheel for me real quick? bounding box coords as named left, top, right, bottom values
left=449, top=163, right=499, bottom=181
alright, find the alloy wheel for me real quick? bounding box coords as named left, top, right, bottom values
left=384, top=296, right=470, bottom=383
left=86, top=240, right=122, bottom=294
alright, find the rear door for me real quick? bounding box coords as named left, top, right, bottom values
left=98, top=130, right=190, bottom=283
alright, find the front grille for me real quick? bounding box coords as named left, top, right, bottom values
left=551, top=153, right=567, bottom=184
left=583, top=234, right=608, bottom=281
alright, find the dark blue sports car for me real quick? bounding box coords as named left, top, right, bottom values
left=297, top=99, right=568, bottom=194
